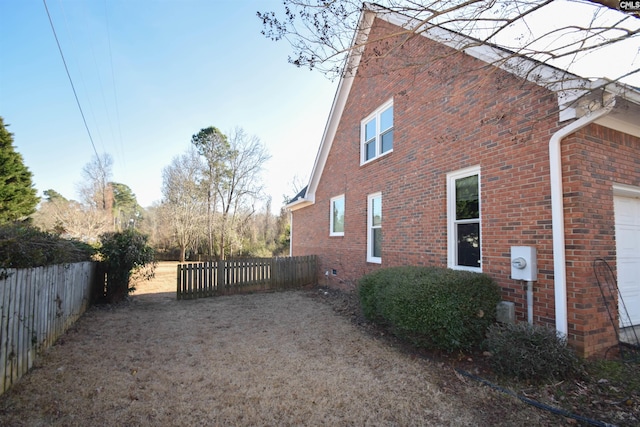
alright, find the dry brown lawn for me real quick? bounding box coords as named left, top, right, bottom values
left=0, top=262, right=558, bottom=426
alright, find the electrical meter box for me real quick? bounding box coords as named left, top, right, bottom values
left=510, top=246, right=537, bottom=281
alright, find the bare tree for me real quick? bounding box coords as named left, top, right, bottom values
left=33, top=194, right=112, bottom=243
left=161, top=148, right=207, bottom=262
left=216, top=127, right=271, bottom=259
left=79, top=153, right=114, bottom=212
left=258, top=1, right=639, bottom=95
left=191, top=127, right=230, bottom=258
left=137, top=203, right=163, bottom=250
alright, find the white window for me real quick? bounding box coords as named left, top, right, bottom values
left=367, top=192, right=382, bottom=263
left=447, top=166, right=481, bottom=271
left=330, top=195, right=345, bottom=236
left=361, top=100, right=393, bottom=164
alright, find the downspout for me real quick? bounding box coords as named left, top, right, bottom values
left=289, top=210, right=293, bottom=256
left=549, top=99, right=615, bottom=336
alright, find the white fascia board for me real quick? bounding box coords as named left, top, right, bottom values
left=596, top=114, right=640, bottom=139
left=374, top=6, right=640, bottom=123
left=597, top=79, right=640, bottom=105
left=381, top=8, right=579, bottom=87
left=286, top=196, right=314, bottom=212
left=305, top=74, right=356, bottom=202
left=304, top=9, right=376, bottom=202
left=571, top=82, right=640, bottom=134
left=303, top=4, right=640, bottom=205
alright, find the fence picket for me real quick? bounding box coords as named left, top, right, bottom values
left=176, top=256, right=317, bottom=300
left=0, top=262, right=96, bottom=396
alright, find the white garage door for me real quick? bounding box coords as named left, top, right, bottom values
left=614, top=195, right=640, bottom=326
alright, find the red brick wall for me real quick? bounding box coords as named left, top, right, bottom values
left=291, top=17, right=638, bottom=357
left=562, top=125, right=640, bottom=355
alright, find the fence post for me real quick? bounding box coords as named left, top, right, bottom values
left=176, top=264, right=181, bottom=300
left=270, top=257, right=276, bottom=290
left=217, top=260, right=225, bottom=294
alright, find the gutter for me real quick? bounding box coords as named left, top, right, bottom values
left=549, top=99, right=616, bottom=336
left=289, top=210, right=293, bottom=256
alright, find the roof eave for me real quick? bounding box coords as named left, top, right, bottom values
left=300, top=4, right=640, bottom=204
left=304, top=8, right=376, bottom=202
left=285, top=197, right=314, bottom=212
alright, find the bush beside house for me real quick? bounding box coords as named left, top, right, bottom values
left=359, top=266, right=501, bottom=351
left=485, top=322, right=583, bottom=383
left=286, top=6, right=640, bottom=357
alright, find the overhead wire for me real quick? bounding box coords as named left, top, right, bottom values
left=58, top=0, right=107, bottom=157
left=77, top=0, right=113, bottom=156
left=42, top=0, right=101, bottom=163
left=104, top=0, right=127, bottom=171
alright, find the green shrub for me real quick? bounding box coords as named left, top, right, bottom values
left=97, top=229, right=155, bottom=303
left=358, top=266, right=501, bottom=351
left=485, top=322, right=583, bottom=382
left=0, top=222, right=94, bottom=268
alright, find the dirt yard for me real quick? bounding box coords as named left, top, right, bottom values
left=0, top=262, right=559, bottom=426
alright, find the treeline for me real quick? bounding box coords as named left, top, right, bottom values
left=148, top=126, right=288, bottom=261
left=24, top=125, right=289, bottom=261
left=144, top=200, right=290, bottom=262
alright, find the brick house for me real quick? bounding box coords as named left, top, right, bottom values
left=286, top=5, right=640, bottom=357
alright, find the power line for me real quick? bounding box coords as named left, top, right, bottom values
left=104, top=0, right=127, bottom=171
left=42, top=0, right=101, bottom=162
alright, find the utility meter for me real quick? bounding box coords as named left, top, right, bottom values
left=510, top=246, right=537, bottom=281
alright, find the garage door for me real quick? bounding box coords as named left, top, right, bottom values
left=614, top=195, right=640, bottom=326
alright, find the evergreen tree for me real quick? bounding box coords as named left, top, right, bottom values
left=0, top=117, right=39, bottom=223
left=111, top=182, right=143, bottom=230
left=43, top=189, right=67, bottom=203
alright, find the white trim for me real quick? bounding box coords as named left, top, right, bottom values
left=549, top=100, right=616, bottom=337
left=288, top=210, right=293, bottom=256
left=596, top=114, right=640, bottom=139
left=447, top=166, right=482, bottom=272
left=330, top=194, right=345, bottom=236
left=299, top=6, right=640, bottom=213
left=286, top=197, right=313, bottom=211
left=367, top=192, right=382, bottom=264
left=360, top=98, right=394, bottom=165
left=303, top=10, right=375, bottom=205
left=613, top=183, right=640, bottom=199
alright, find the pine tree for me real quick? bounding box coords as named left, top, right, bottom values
left=0, top=117, right=39, bottom=223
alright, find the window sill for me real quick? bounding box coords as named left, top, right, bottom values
left=360, top=149, right=393, bottom=167
left=450, top=265, right=482, bottom=273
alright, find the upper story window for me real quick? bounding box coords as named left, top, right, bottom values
left=447, top=166, right=481, bottom=272
left=361, top=100, right=393, bottom=164
left=330, top=195, right=345, bottom=236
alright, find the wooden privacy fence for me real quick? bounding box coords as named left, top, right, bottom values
left=177, top=255, right=317, bottom=300
left=0, top=262, right=96, bottom=396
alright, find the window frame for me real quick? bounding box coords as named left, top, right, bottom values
left=447, top=166, right=482, bottom=272
left=361, top=99, right=394, bottom=165
left=330, top=194, right=345, bottom=237
left=367, top=192, right=382, bottom=264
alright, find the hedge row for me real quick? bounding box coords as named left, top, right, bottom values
left=359, top=266, right=501, bottom=351
left=0, top=223, right=94, bottom=268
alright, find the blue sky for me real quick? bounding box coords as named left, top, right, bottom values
left=1, top=1, right=638, bottom=213
left=0, top=0, right=338, bottom=211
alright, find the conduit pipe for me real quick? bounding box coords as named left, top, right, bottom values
left=527, top=281, right=533, bottom=324
left=549, top=99, right=615, bottom=336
